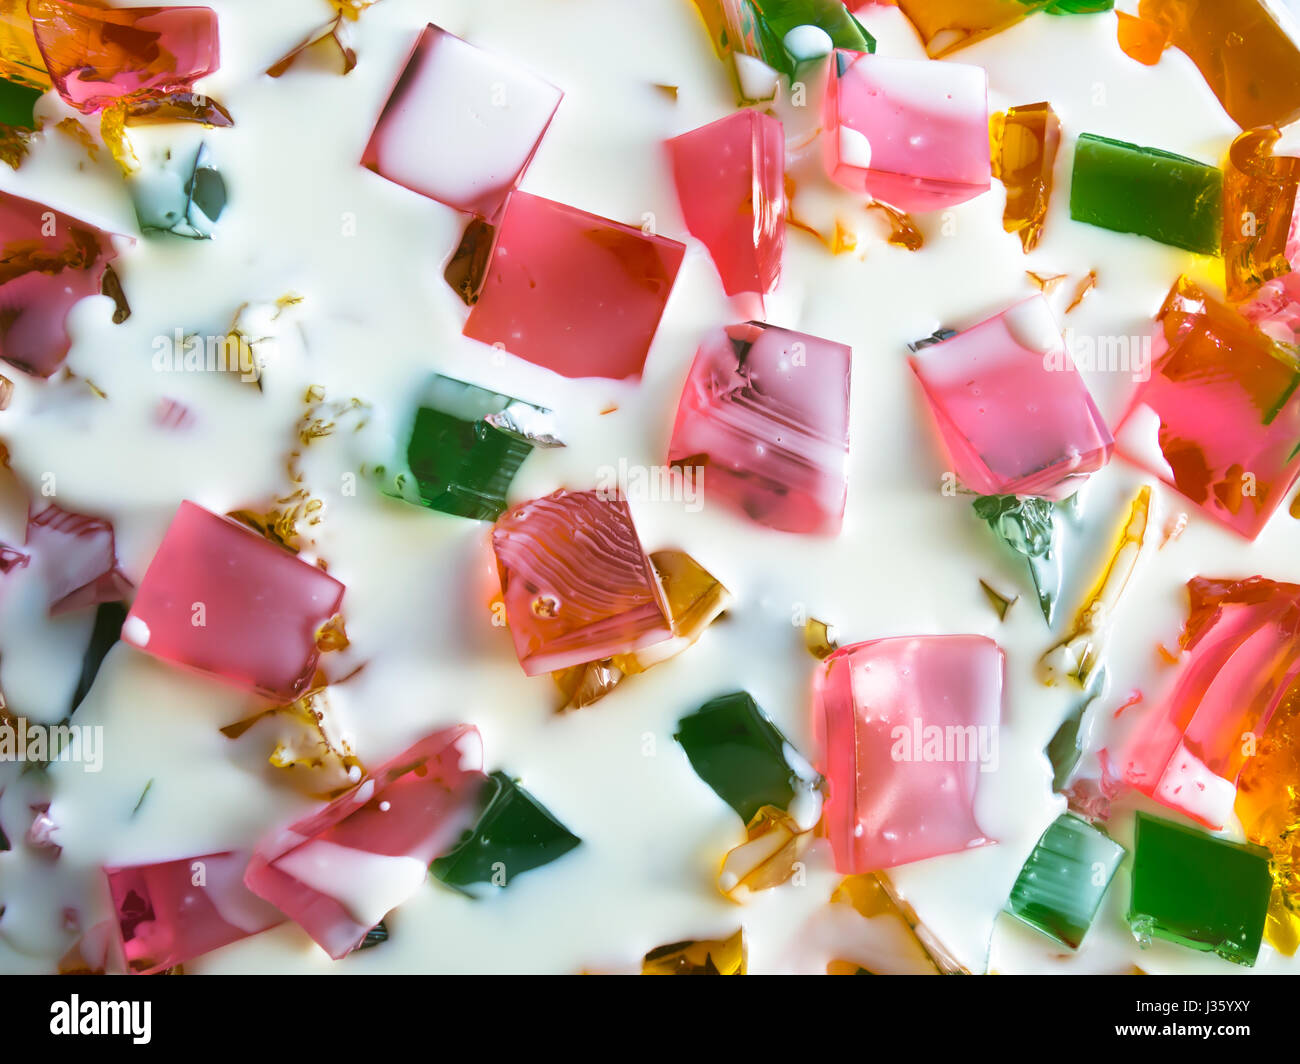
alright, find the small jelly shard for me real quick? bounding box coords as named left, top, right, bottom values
left=267, top=13, right=356, bottom=78
left=642, top=928, right=746, bottom=975
left=1223, top=128, right=1300, bottom=303
left=1046, top=686, right=1099, bottom=791
left=910, top=295, right=1113, bottom=499
left=824, top=50, right=990, bottom=213
left=972, top=495, right=1064, bottom=625
left=373, top=374, right=559, bottom=522
left=0, top=2, right=51, bottom=89
left=358, top=920, right=387, bottom=950
left=1114, top=277, right=1300, bottom=540
left=667, top=321, right=851, bottom=535
left=894, top=0, right=1051, bottom=58
left=1005, top=814, right=1125, bottom=949
left=1069, top=133, right=1222, bottom=254
left=1127, top=811, right=1272, bottom=967
left=129, top=142, right=226, bottom=239
left=1138, top=0, right=1300, bottom=131
left=119, top=90, right=233, bottom=128
left=718, top=804, right=810, bottom=901
left=69, top=601, right=127, bottom=715
left=105, top=851, right=284, bottom=974
left=245, top=725, right=485, bottom=959
left=1064, top=270, right=1097, bottom=313
left=26, top=504, right=132, bottom=615
left=830, top=872, right=966, bottom=974
left=690, top=1, right=874, bottom=83
left=122, top=501, right=346, bottom=700
left=552, top=659, right=625, bottom=711
left=1122, top=576, right=1300, bottom=830
left=667, top=110, right=786, bottom=297
left=492, top=489, right=671, bottom=676
left=464, top=192, right=685, bottom=380
left=224, top=688, right=363, bottom=800
left=864, top=202, right=923, bottom=251
left=431, top=771, right=581, bottom=894
left=990, top=103, right=1060, bottom=253
left=443, top=216, right=495, bottom=306
left=361, top=23, right=561, bottom=218
left=979, top=579, right=1016, bottom=621
left=1115, top=11, right=1166, bottom=66
left=29, top=1, right=219, bottom=115
left=804, top=617, right=839, bottom=659
left=675, top=691, right=822, bottom=826
left=814, top=635, right=1003, bottom=873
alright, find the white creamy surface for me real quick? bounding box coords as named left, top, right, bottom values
left=0, top=0, right=1298, bottom=974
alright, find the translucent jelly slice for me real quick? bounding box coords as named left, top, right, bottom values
left=667, top=322, right=851, bottom=535
left=990, top=102, right=1061, bottom=253
left=1005, top=814, right=1125, bottom=949
left=464, top=192, right=685, bottom=380
left=245, top=725, right=485, bottom=960
left=910, top=295, right=1113, bottom=499
left=1114, top=276, right=1300, bottom=540
left=105, top=851, right=283, bottom=974
left=122, top=501, right=345, bottom=700
left=1127, top=811, right=1272, bottom=967
left=361, top=23, right=561, bottom=219
left=667, top=110, right=786, bottom=297
left=1223, top=128, right=1300, bottom=303
left=491, top=489, right=672, bottom=676
left=823, top=50, right=990, bottom=213
left=814, top=635, right=1003, bottom=873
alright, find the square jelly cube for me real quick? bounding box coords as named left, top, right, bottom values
left=667, top=321, right=851, bottom=535
left=361, top=23, right=562, bottom=219
left=464, top=192, right=685, bottom=380
left=823, top=50, right=990, bottom=213
left=910, top=294, right=1113, bottom=499
left=122, top=501, right=345, bottom=700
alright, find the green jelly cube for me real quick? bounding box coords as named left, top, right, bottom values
left=432, top=772, right=581, bottom=893
left=675, top=691, right=816, bottom=824
left=1128, top=812, right=1272, bottom=967
left=1070, top=134, right=1222, bottom=254
left=1006, top=814, right=1125, bottom=949
left=0, top=77, right=41, bottom=131
left=1045, top=1, right=1114, bottom=13
left=745, top=1, right=875, bottom=76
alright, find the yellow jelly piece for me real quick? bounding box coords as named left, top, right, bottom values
left=0, top=1, right=50, bottom=90
left=896, top=0, right=1047, bottom=59
left=1223, top=128, right=1300, bottom=303
left=718, top=804, right=811, bottom=902
left=642, top=928, right=746, bottom=974
left=830, top=874, right=966, bottom=974
left=991, top=102, right=1061, bottom=253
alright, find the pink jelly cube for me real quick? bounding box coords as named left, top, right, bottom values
left=492, top=489, right=672, bottom=675
left=105, top=851, right=284, bottom=974
left=121, top=501, right=345, bottom=700
left=1120, top=577, right=1300, bottom=829
left=463, top=192, right=685, bottom=380
left=361, top=23, right=562, bottom=219
left=667, top=110, right=786, bottom=297
left=823, top=50, right=991, bottom=213
left=910, top=294, right=1114, bottom=499
left=30, top=1, right=220, bottom=114
left=245, top=725, right=485, bottom=959
left=667, top=322, right=851, bottom=535
left=27, top=504, right=132, bottom=615
left=813, top=635, right=1003, bottom=873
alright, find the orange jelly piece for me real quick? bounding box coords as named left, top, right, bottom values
left=1224, top=128, right=1300, bottom=303
left=1115, top=11, right=1166, bottom=66
left=990, top=102, right=1062, bottom=253
left=896, top=0, right=1050, bottom=58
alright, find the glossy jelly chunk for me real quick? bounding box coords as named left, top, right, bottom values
left=29, top=1, right=219, bottom=114
left=1127, top=811, right=1272, bottom=967
left=129, top=141, right=226, bottom=239
left=245, top=725, right=485, bottom=959
left=432, top=771, right=581, bottom=894
left=895, top=0, right=1051, bottom=58
left=27, top=504, right=132, bottom=615
left=667, top=110, right=785, bottom=297
left=989, top=102, right=1061, bottom=253
left=1005, top=814, right=1125, bottom=949
left=1115, top=10, right=1166, bottom=65
left=667, top=322, right=851, bottom=535
left=0, top=1, right=51, bottom=89
left=0, top=75, right=40, bottom=129
left=910, top=295, right=1113, bottom=499
left=823, top=50, right=990, bottom=213
left=1113, top=277, right=1300, bottom=540
left=463, top=192, right=685, bottom=380
left=642, top=928, right=746, bottom=974
left=1223, top=128, right=1300, bottom=303
left=971, top=493, right=1065, bottom=624
left=814, top=635, right=1003, bottom=872
left=1069, top=134, right=1222, bottom=254
left=492, top=489, right=671, bottom=675
left=690, top=1, right=875, bottom=82
left=106, top=851, right=283, bottom=974
left=361, top=23, right=561, bottom=218
left=718, top=804, right=811, bottom=901
left=121, top=501, right=345, bottom=700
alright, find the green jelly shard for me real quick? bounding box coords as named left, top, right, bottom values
left=1006, top=813, right=1124, bottom=949
left=432, top=771, right=581, bottom=893
left=1069, top=133, right=1222, bottom=254
left=358, top=920, right=388, bottom=949
left=70, top=602, right=126, bottom=716
left=130, top=143, right=226, bottom=240
left=747, top=1, right=875, bottom=76
left=1045, top=666, right=1104, bottom=791
left=1044, top=0, right=1113, bottom=13
left=1128, top=812, right=1272, bottom=967
left=675, top=691, right=817, bottom=824
left=972, top=494, right=1064, bottom=625
left=0, top=77, right=41, bottom=130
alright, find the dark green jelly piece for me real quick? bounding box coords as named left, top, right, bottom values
left=0, top=77, right=41, bottom=131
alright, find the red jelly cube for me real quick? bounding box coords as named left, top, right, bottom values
left=27, top=504, right=132, bottom=615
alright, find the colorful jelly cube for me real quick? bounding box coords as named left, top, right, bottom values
left=910, top=295, right=1113, bottom=499
left=667, top=110, right=786, bottom=297
left=1005, top=814, right=1125, bottom=949
left=122, top=501, right=345, bottom=700
left=1113, top=276, right=1300, bottom=540
left=27, top=504, right=132, bottom=615
left=1069, top=134, right=1222, bottom=254
left=105, top=851, right=283, bottom=974
left=895, top=0, right=1052, bottom=58
left=491, top=489, right=671, bottom=675
left=667, top=322, right=851, bottom=535
left=1127, top=811, right=1272, bottom=967
left=463, top=192, right=685, bottom=380
left=245, top=725, right=485, bottom=959
left=29, top=0, right=219, bottom=114
left=361, top=23, right=561, bottom=219
left=814, top=635, right=1003, bottom=873
left=990, top=102, right=1061, bottom=253
left=823, top=50, right=990, bottom=213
